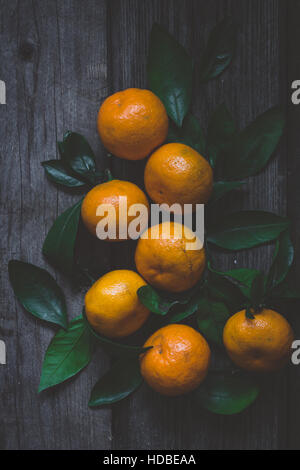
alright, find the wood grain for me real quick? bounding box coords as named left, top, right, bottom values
left=0, top=0, right=112, bottom=450
left=0, top=0, right=298, bottom=450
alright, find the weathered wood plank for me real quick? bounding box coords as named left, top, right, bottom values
left=0, top=0, right=112, bottom=450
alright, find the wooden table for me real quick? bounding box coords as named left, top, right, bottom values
left=1, top=0, right=300, bottom=450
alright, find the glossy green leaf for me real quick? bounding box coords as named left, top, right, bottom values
left=199, top=17, right=236, bottom=82
left=197, top=371, right=259, bottom=415
left=147, top=23, right=193, bottom=126
left=206, top=103, right=236, bottom=167
left=39, top=315, right=93, bottom=392
left=59, top=131, right=97, bottom=184
left=207, top=271, right=246, bottom=312
left=166, top=114, right=205, bottom=154
left=8, top=260, right=67, bottom=329
left=270, top=276, right=300, bottom=300
left=267, top=230, right=294, bottom=291
left=208, top=263, right=260, bottom=299
left=82, top=309, right=149, bottom=357
left=89, top=356, right=142, bottom=407
left=210, top=181, right=245, bottom=204
left=42, top=160, right=86, bottom=188
left=196, top=298, right=230, bottom=345
left=207, top=210, right=289, bottom=250
left=43, top=199, right=82, bottom=276
left=221, top=107, right=285, bottom=180
left=137, top=285, right=190, bottom=315
left=169, top=290, right=205, bottom=323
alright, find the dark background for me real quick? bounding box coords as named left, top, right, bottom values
left=1, top=0, right=300, bottom=450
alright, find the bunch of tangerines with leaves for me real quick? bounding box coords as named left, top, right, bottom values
left=8, top=19, right=299, bottom=415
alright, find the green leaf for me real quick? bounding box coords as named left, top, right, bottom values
left=43, top=199, right=82, bottom=276
left=59, top=131, right=97, bottom=184
left=42, top=160, right=86, bottom=188
left=214, top=268, right=259, bottom=289
left=199, top=17, right=236, bottom=82
left=196, top=298, right=230, bottom=345
left=221, top=107, right=285, bottom=180
left=147, top=23, right=193, bottom=126
left=271, top=276, right=300, bottom=300
left=207, top=210, right=290, bottom=250
left=206, top=103, right=236, bottom=167
left=207, top=271, right=246, bottom=312
left=210, top=181, right=245, bottom=204
left=137, top=285, right=189, bottom=315
left=169, top=290, right=205, bottom=323
left=39, top=315, right=93, bottom=392
left=197, top=371, right=259, bottom=415
left=250, top=271, right=266, bottom=310
left=8, top=260, right=67, bottom=329
left=208, top=263, right=260, bottom=299
left=82, top=309, right=149, bottom=357
left=267, top=230, right=294, bottom=291
left=88, top=357, right=142, bottom=407
left=166, top=114, right=205, bottom=154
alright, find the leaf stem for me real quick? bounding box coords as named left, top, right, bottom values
left=105, top=168, right=114, bottom=181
